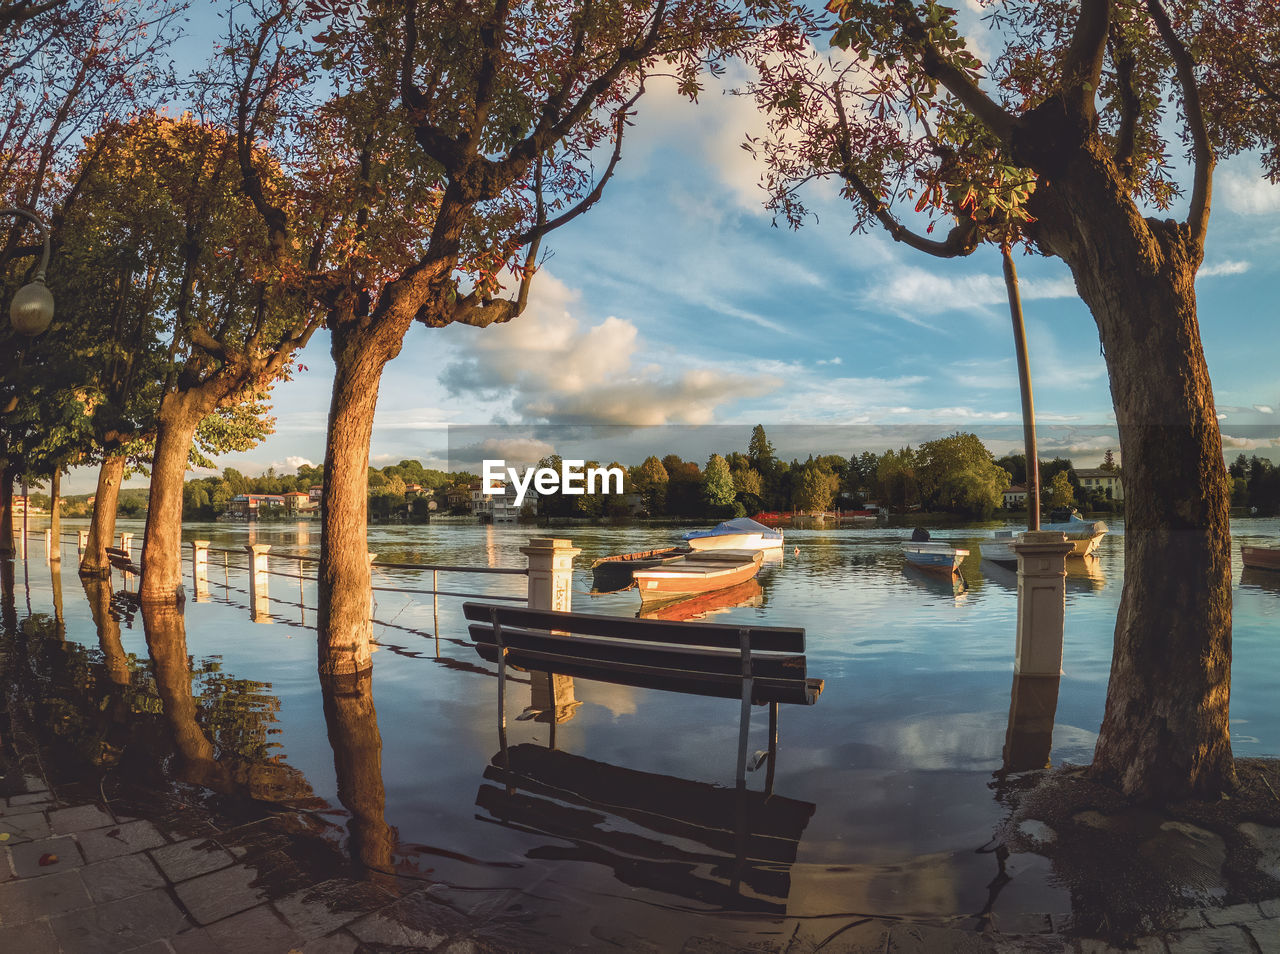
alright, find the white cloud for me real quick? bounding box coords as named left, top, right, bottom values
left=441, top=271, right=781, bottom=425
left=867, top=265, right=1078, bottom=320
left=1255, top=405, right=1275, bottom=415
left=1197, top=260, right=1250, bottom=278
left=1217, top=170, right=1280, bottom=216
left=1221, top=434, right=1280, bottom=451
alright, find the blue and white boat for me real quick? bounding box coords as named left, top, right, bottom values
left=1041, top=513, right=1108, bottom=557
left=682, top=516, right=784, bottom=552
left=901, top=541, right=969, bottom=575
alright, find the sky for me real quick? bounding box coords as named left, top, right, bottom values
left=66, top=3, right=1280, bottom=494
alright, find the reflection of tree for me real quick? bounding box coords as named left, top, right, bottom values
left=1, top=557, right=15, bottom=637
left=82, top=577, right=130, bottom=685
left=319, top=671, right=396, bottom=881
left=142, top=602, right=312, bottom=803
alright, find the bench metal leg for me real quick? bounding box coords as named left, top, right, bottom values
left=736, top=628, right=753, bottom=786
left=492, top=608, right=509, bottom=766
left=765, top=702, right=778, bottom=796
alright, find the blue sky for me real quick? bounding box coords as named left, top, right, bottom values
left=71, top=4, right=1280, bottom=493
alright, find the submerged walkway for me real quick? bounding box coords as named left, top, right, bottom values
left=3, top=764, right=1279, bottom=953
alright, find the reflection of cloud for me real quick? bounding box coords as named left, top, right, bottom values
left=441, top=272, right=781, bottom=425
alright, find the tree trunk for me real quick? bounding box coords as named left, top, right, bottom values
left=1025, top=126, right=1234, bottom=801
left=49, top=470, right=61, bottom=562
left=140, top=394, right=203, bottom=603
left=317, top=319, right=407, bottom=677
left=80, top=455, right=126, bottom=578
left=0, top=464, right=13, bottom=555
left=320, top=671, right=395, bottom=880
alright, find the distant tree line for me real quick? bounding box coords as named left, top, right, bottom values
left=1228, top=454, right=1280, bottom=515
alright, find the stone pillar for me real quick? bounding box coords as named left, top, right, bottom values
left=44, top=528, right=55, bottom=563
left=520, top=538, right=579, bottom=612
left=118, top=531, right=134, bottom=556
left=78, top=529, right=89, bottom=554
left=245, top=544, right=271, bottom=622
left=191, top=541, right=210, bottom=603
left=1011, top=530, right=1073, bottom=676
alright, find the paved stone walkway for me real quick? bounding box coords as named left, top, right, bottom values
left=3, top=770, right=1280, bottom=953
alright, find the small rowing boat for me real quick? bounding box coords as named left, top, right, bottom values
left=901, top=541, right=969, bottom=575
left=632, top=550, right=764, bottom=603
left=590, top=546, right=691, bottom=593
left=682, top=517, right=784, bottom=552
left=1242, top=544, right=1280, bottom=572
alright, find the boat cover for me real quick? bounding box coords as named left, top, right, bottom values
left=682, top=516, right=784, bottom=542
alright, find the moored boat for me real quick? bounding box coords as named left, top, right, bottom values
left=1242, top=545, right=1280, bottom=572
left=901, top=541, right=969, bottom=575
left=590, top=546, right=690, bottom=593
left=1040, top=513, right=1108, bottom=557
left=981, top=530, right=1018, bottom=566
left=632, top=550, right=764, bottom=602
left=636, top=578, right=764, bottom=621
left=683, top=517, right=784, bottom=552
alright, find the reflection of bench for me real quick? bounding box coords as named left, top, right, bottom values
left=476, top=743, right=816, bottom=914
left=106, top=546, right=139, bottom=575
left=462, top=602, right=823, bottom=782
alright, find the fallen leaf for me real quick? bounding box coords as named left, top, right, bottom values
left=0, top=832, right=10, bottom=841
left=39, top=853, right=59, bottom=866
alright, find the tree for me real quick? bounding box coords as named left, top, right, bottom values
left=1047, top=471, right=1076, bottom=511
left=632, top=456, right=669, bottom=516
left=702, top=454, right=736, bottom=508
left=875, top=447, right=918, bottom=511
left=750, top=0, right=1265, bottom=799
left=997, top=454, right=1028, bottom=486
left=1102, top=448, right=1118, bottom=472
left=747, top=424, right=775, bottom=469
left=916, top=433, right=1010, bottom=516
left=222, top=0, right=750, bottom=676
left=792, top=462, right=838, bottom=513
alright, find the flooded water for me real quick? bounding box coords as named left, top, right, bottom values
left=4, top=515, right=1279, bottom=945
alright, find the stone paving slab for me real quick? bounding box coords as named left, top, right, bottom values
left=1199, top=900, right=1262, bottom=926
left=49, top=803, right=115, bottom=835
left=204, top=902, right=305, bottom=954
left=7, top=791, right=56, bottom=809
left=50, top=887, right=189, bottom=953
left=9, top=833, right=83, bottom=877
left=4, top=913, right=63, bottom=954
left=82, top=851, right=167, bottom=903
left=1249, top=917, right=1280, bottom=952
left=297, top=932, right=360, bottom=954
left=1164, top=924, right=1254, bottom=953
left=173, top=863, right=268, bottom=925
left=149, top=838, right=235, bottom=883
left=78, top=819, right=167, bottom=863
left=0, top=807, right=53, bottom=842
left=0, top=867, right=93, bottom=922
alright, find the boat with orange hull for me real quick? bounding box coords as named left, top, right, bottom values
left=590, top=546, right=691, bottom=593
left=1242, top=545, right=1280, bottom=572
left=636, top=578, right=764, bottom=621
left=632, top=550, right=763, bottom=603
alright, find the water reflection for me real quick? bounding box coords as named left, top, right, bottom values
left=476, top=742, right=816, bottom=914
left=1240, top=567, right=1280, bottom=594
left=636, top=578, right=763, bottom=621
left=83, top=577, right=129, bottom=685
left=902, top=563, right=968, bottom=601
left=1001, top=674, right=1062, bottom=774
left=319, top=670, right=396, bottom=881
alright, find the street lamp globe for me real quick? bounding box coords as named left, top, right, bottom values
left=9, top=277, right=54, bottom=336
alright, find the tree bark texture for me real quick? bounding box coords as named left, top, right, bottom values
left=140, top=393, right=204, bottom=603
left=1019, top=111, right=1233, bottom=800
left=49, top=470, right=61, bottom=561
left=317, top=317, right=409, bottom=677
left=320, top=670, right=396, bottom=880
left=80, top=455, right=125, bottom=578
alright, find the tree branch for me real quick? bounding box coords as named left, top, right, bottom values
left=401, top=0, right=465, bottom=171
left=1144, top=0, right=1213, bottom=250
left=1110, top=34, right=1139, bottom=171
left=234, top=6, right=291, bottom=263
left=1059, top=0, right=1110, bottom=117
left=894, top=1, right=1014, bottom=144
left=0, top=0, right=66, bottom=35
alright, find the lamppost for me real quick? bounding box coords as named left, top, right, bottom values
left=2, top=205, right=55, bottom=336
left=2, top=205, right=55, bottom=558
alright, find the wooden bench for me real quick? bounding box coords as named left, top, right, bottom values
left=105, top=546, right=139, bottom=575
left=462, top=602, right=823, bottom=782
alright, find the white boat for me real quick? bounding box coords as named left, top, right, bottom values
left=982, top=530, right=1018, bottom=566
left=682, top=517, right=784, bottom=552
left=1042, top=513, right=1108, bottom=557
left=901, top=541, right=968, bottom=575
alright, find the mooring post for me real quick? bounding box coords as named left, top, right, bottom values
left=520, top=537, right=579, bottom=611
left=118, top=531, right=133, bottom=557
left=191, top=541, right=210, bottom=602
left=520, top=538, right=581, bottom=722
left=44, top=527, right=57, bottom=562
left=77, top=529, right=88, bottom=554
left=245, top=543, right=272, bottom=622
left=1011, top=530, right=1073, bottom=676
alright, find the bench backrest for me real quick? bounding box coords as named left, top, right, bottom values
left=462, top=601, right=822, bottom=706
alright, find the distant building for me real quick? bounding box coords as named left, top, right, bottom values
left=10, top=495, right=43, bottom=515
left=472, top=481, right=533, bottom=521
left=228, top=493, right=287, bottom=519
left=446, top=484, right=472, bottom=512
left=308, top=485, right=323, bottom=504
left=1075, top=468, right=1124, bottom=501
left=1003, top=484, right=1028, bottom=508
left=283, top=491, right=313, bottom=513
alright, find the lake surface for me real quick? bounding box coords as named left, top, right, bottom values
left=4, top=515, right=1279, bottom=945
